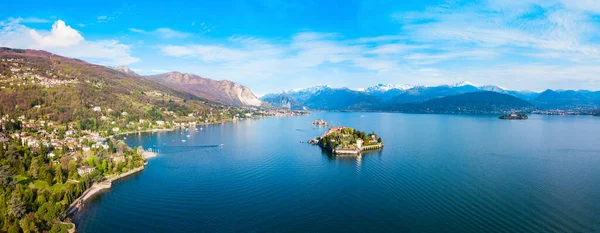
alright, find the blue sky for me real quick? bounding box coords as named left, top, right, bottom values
left=2, top=0, right=600, bottom=94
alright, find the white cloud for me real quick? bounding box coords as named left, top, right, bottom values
left=0, top=19, right=139, bottom=65
left=161, top=45, right=249, bottom=61
left=96, top=15, right=115, bottom=23
left=129, top=27, right=191, bottom=39
left=394, top=0, right=600, bottom=63
left=146, top=0, right=600, bottom=92
left=21, top=17, right=50, bottom=23
left=29, top=20, right=83, bottom=47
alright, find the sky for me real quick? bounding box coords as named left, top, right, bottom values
left=2, top=0, right=600, bottom=95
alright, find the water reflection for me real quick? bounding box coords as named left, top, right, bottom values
left=320, top=147, right=383, bottom=171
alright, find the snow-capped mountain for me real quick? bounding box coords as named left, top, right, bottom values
left=287, top=85, right=331, bottom=94
left=447, top=81, right=476, bottom=87
left=260, top=81, right=599, bottom=111
left=284, top=85, right=332, bottom=103
left=364, top=84, right=413, bottom=93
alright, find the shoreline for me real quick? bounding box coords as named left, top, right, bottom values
left=65, top=166, right=145, bottom=225
left=64, top=114, right=307, bottom=231
left=109, top=117, right=252, bottom=138
left=63, top=117, right=257, bottom=231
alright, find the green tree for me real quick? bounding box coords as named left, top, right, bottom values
left=101, top=159, right=108, bottom=174
left=8, top=193, right=26, bottom=218
left=87, top=156, right=97, bottom=167
left=35, top=201, right=64, bottom=224
left=20, top=213, right=39, bottom=233
left=0, top=165, right=13, bottom=186
left=54, top=164, right=64, bottom=184
left=67, top=161, right=79, bottom=180
left=28, top=158, right=40, bottom=179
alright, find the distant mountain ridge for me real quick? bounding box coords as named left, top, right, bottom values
left=392, top=91, right=536, bottom=114
left=262, top=82, right=600, bottom=112
left=145, top=72, right=262, bottom=107
left=260, top=93, right=304, bottom=110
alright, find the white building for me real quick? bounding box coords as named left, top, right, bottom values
left=77, top=166, right=96, bottom=176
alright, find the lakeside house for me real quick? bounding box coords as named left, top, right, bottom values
left=77, top=166, right=96, bottom=176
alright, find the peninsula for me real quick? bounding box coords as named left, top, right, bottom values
left=310, top=126, right=383, bottom=154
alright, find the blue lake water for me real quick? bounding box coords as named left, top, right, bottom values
left=73, top=112, right=600, bottom=232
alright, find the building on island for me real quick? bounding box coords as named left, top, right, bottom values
left=313, top=126, right=383, bottom=155
left=312, top=119, right=329, bottom=126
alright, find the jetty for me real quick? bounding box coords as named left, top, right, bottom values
left=312, top=126, right=383, bottom=155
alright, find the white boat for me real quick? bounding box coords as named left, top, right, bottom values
left=186, top=135, right=191, bottom=138
left=182, top=139, right=186, bottom=142
left=219, top=144, right=224, bottom=147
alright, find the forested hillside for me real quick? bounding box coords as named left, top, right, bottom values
left=0, top=48, right=217, bottom=128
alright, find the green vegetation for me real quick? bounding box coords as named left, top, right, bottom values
left=318, top=127, right=382, bottom=152
left=0, top=48, right=309, bottom=232
left=0, top=50, right=213, bottom=127
left=499, top=113, right=528, bottom=120
left=0, top=137, right=144, bottom=232
left=393, top=91, right=536, bottom=114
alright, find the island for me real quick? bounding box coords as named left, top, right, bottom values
left=312, top=119, right=329, bottom=126
left=309, top=126, right=383, bottom=154
left=499, top=113, right=528, bottom=120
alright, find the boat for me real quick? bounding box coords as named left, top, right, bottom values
left=186, top=135, right=191, bottom=138
left=182, top=139, right=186, bottom=142
left=219, top=144, right=224, bottom=147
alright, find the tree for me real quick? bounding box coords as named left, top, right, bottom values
left=0, top=165, right=13, bottom=186
left=68, top=161, right=79, bottom=180
left=7, top=223, right=21, bottom=233
left=28, top=158, right=40, bottom=179
left=35, top=201, right=64, bottom=224
left=20, top=213, right=40, bottom=233
left=9, top=193, right=26, bottom=218
left=54, top=164, right=64, bottom=184
left=101, top=159, right=108, bottom=174
left=87, top=156, right=97, bottom=167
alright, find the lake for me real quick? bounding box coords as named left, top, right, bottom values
left=72, top=112, right=600, bottom=232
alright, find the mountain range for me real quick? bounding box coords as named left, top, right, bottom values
left=0, top=47, right=217, bottom=124
left=2, top=47, right=599, bottom=116
left=0, top=47, right=267, bottom=126
left=261, top=82, right=600, bottom=113
left=143, top=72, right=262, bottom=107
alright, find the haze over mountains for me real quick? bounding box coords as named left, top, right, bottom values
left=2, top=47, right=599, bottom=115
left=262, top=82, right=600, bottom=113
